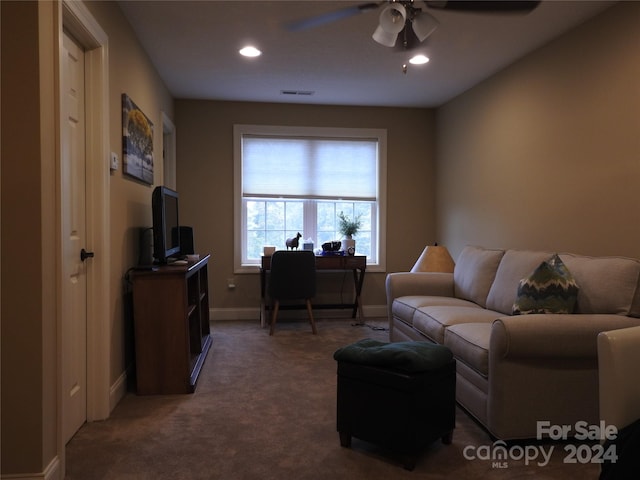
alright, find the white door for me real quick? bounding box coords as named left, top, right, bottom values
left=61, top=32, right=88, bottom=444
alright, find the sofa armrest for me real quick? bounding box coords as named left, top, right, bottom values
left=385, top=272, right=454, bottom=299
left=491, top=315, right=640, bottom=359
left=598, top=326, right=640, bottom=430
left=487, top=315, right=640, bottom=439
left=385, top=271, right=455, bottom=322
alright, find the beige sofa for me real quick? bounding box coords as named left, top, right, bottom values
left=385, top=246, right=640, bottom=440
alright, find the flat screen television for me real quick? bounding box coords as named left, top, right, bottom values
left=152, top=186, right=180, bottom=264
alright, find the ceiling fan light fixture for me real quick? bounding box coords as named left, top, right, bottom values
left=372, top=25, right=398, bottom=47
left=411, top=11, right=439, bottom=42
left=378, top=4, right=407, bottom=34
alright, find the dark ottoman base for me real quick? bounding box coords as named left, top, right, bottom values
left=336, top=359, right=456, bottom=470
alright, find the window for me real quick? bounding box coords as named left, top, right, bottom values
left=234, top=125, right=386, bottom=272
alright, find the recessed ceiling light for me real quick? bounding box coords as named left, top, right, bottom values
left=239, top=46, right=262, bottom=57
left=409, top=54, right=429, bottom=65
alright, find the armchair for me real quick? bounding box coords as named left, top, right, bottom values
left=597, top=326, right=640, bottom=479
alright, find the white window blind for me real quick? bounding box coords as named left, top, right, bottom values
left=234, top=125, right=387, bottom=272
left=242, top=135, right=378, bottom=200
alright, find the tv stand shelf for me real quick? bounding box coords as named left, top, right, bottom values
left=131, top=254, right=211, bottom=394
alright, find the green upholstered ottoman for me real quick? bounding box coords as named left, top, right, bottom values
left=334, top=339, right=456, bottom=470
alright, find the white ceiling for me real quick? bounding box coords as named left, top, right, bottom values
left=118, top=0, right=616, bottom=108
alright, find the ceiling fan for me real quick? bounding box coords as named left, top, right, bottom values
left=286, top=1, right=541, bottom=51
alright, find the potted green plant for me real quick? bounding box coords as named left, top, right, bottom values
left=338, top=211, right=361, bottom=255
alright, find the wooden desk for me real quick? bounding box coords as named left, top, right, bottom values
left=260, top=254, right=367, bottom=327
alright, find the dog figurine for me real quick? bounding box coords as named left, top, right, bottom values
left=286, top=232, right=302, bottom=250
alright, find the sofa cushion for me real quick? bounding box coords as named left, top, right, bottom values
left=512, top=254, right=579, bottom=315
left=333, top=339, right=453, bottom=372
left=560, top=254, right=640, bottom=315
left=413, top=305, right=501, bottom=344
left=392, top=296, right=477, bottom=327
left=454, top=246, right=505, bottom=307
left=392, top=296, right=433, bottom=327
left=445, top=323, right=492, bottom=377
left=486, top=250, right=552, bottom=314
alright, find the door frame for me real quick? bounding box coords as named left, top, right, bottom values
left=59, top=0, right=110, bottom=430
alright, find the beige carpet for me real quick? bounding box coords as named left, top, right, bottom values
left=65, top=318, right=600, bottom=479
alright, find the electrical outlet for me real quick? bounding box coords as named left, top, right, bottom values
left=110, top=152, right=119, bottom=171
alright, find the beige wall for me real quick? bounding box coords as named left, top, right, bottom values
left=175, top=101, right=436, bottom=314
left=84, top=0, right=174, bottom=393
left=436, top=1, right=640, bottom=260
left=1, top=1, right=57, bottom=473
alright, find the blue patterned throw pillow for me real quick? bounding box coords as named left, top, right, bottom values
left=512, top=254, right=579, bottom=315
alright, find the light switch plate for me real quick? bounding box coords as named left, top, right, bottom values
left=110, top=152, right=119, bottom=171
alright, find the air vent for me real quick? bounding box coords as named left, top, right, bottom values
left=280, top=90, right=315, bottom=96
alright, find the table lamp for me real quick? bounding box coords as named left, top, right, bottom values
left=410, top=244, right=455, bottom=273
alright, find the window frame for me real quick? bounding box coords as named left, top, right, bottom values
left=233, top=124, right=387, bottom=273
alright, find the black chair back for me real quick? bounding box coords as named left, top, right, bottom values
left=268, top=250, right=316, bottom=300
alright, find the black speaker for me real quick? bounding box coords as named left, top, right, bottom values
left=179, top=226, right=195, bottom=255
left=138, top=227, right=154, bottom=265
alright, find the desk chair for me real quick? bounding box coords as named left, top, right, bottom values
left=268, top=250, right=317, bottom=336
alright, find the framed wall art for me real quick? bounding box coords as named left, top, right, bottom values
left=122, top=93, right=154, bottom=184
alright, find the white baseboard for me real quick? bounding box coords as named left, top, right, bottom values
left=109, top=369, right=129, bottom=413
left=210, top=307, right=260, bottom=321
left=210, top=304, right=388, bottom=321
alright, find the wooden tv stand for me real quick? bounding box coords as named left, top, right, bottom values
left=131, top=255, right=212, bottom=394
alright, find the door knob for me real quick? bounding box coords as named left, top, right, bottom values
left=80, top=248, right=95, bottom=261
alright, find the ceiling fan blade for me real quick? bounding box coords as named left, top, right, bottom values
left=425, top=1, right=540, bottom=13
left=285, top=2, right=381, bottom=32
